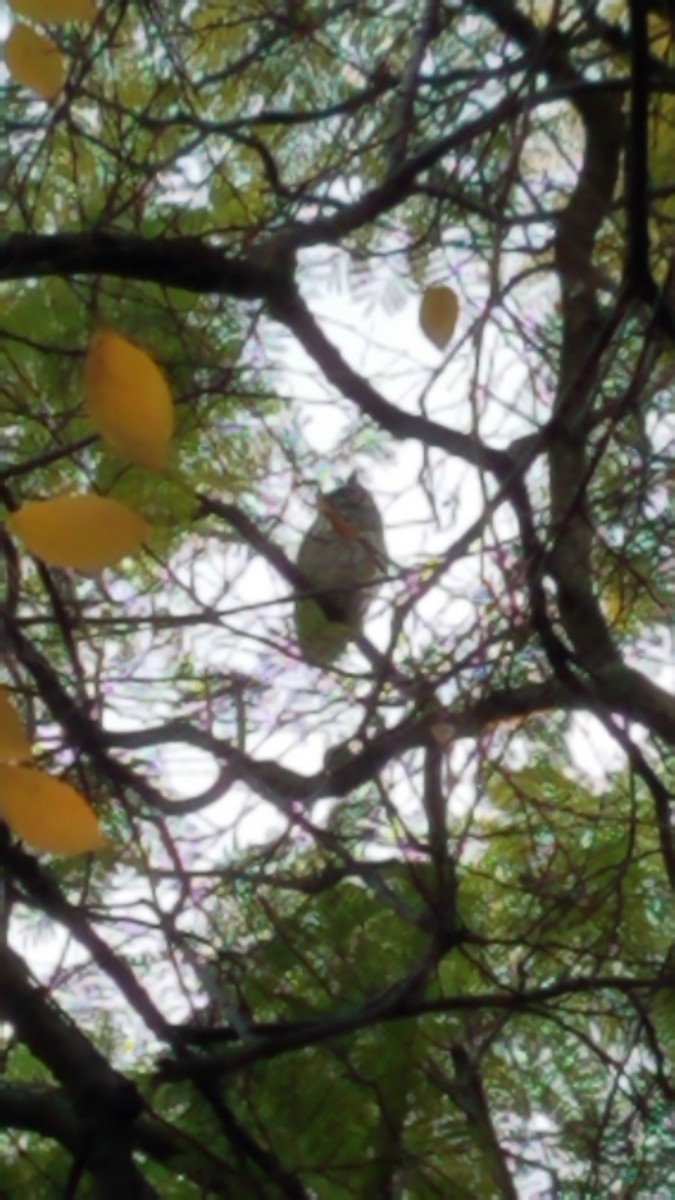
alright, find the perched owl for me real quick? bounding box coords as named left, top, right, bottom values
left=294, top=475, right=386, bottom=665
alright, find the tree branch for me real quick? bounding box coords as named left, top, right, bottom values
left=0, top=944, right=155, bottom=1200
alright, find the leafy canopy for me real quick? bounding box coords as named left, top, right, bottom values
left=0, top=2, right=674, bottom=1199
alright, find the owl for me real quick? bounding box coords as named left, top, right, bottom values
left=294, top=474, right=386, bottom=665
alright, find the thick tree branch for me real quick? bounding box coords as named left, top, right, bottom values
left=0, top=230, right=272, bottom=297
left=103, top=678, right=583, bottom=811
left=626, top=0, right=652, bottom=289
left=0, top=944, right=155, bottom=1200
left=448, top=1044, right=519, bottom=1200
left=157, top=965, right=675, bottom=1082
left=0, top=831, right=172, bottom=1042
left=0, top=1081, right=236, bottom=1194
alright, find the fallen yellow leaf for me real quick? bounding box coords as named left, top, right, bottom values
left=9, top=0, right=96, bottom=21
left=0, top=765, right=108, bottom=855
left=7, top=494, right=151, bottom=571
left=419, top=285, right=459, bottom=350
left=4, top=23, right=65, bottom=100
left=85, top=329, right=174, bottom=471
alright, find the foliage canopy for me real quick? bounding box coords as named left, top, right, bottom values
left=1, top=1, right=674, bottom=1197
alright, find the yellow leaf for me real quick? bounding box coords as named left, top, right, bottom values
left=7, top=494, right=151, bottom=571
left=0, top=765, right=108, bottom=855
left=85, top=330, right=174, bottom=471
left=0, top=688, right=32, bottom=763
left=9, top=0, right=96, bottom=22
left=419, top=285, right=459, bottom=350
left=4, top=23, right=65, bottom=100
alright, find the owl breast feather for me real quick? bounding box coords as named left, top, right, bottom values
left=297, top=519, right=382, bottom=619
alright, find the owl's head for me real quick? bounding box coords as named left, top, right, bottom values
left=320, top=473, right=379, bottom=527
